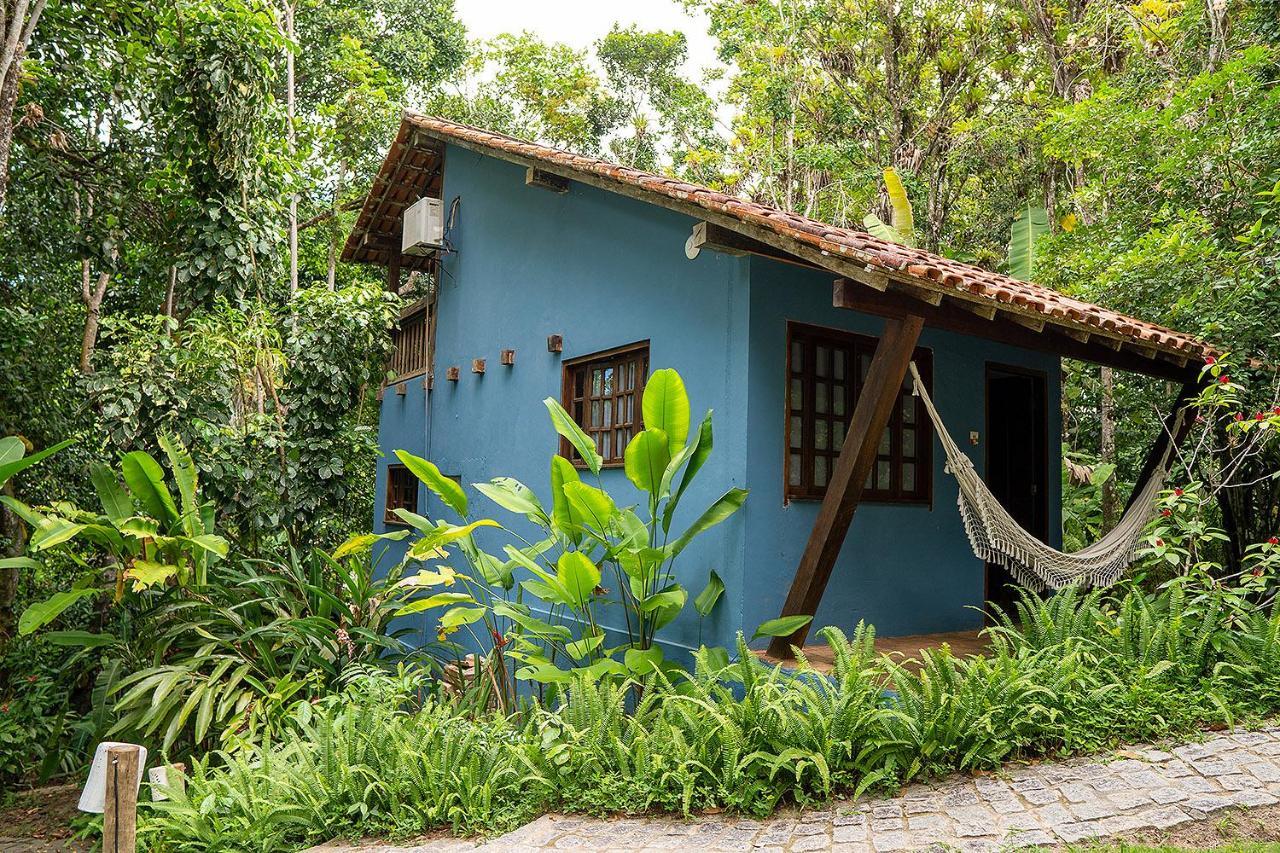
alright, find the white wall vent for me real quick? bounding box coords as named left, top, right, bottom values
left=402, top=196, right=444, bottom=256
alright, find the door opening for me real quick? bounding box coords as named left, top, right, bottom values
left=984, top=365, right=1048, bottom=620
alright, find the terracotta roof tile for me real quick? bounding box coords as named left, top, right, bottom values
left=343, top=113, right=1216, bottom=363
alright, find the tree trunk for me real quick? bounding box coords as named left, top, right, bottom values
left=284, top=0, right=298, bottom=294
left=1099, top=366, right=1118, bottom=532
left=0, top=58, right=20, bottom=214
left=80, top=262, right=111, bottom=374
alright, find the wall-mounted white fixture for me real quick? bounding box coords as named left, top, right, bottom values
left=402, top=196, right=444, bottom=256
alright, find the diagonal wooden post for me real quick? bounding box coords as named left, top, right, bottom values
left=768, top=312, right=925, bottom=659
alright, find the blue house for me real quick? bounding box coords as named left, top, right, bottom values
left=342, top=113, right=1209, bottom=663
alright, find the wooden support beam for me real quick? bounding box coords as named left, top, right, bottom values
left=387, top=250, right=401, bottom=293
left=1123, top=378, right=1202, bottom=514
left=1010, top=314, right=1047, bottom=333
left=688, top=221, right=822, bottom=270
left=526, top=167, right=569, bottom=193
left=833, top=280, right=1196, bottom=383
left=767, top=313, right=925, bottom=658
left=949, top=296, right=997, bottom=321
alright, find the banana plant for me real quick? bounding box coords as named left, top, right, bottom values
left=863, top=167, right=916, bottom=246
left=389, top=367, right=744, bottom=704
left=0, top=436, right=72, bottom=579
left=1007, top=202, right=1050, bottom=281
left=13, top=434, right=228, bottom=637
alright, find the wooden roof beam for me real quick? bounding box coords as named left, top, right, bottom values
left=687, top=221, right=823, bottom=271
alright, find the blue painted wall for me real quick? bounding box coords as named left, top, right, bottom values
left=372, top=142, right=1062, bottom=657
left=740, top=257, right=1062, bottom=640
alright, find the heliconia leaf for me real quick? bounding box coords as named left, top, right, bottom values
left=556, top=551, right=601, bottom=611
left=45, top=630, right=116, bottom=648
left=396, top=592, right=475, bottom=615
left=159, top=434, right=199, bottom=523
left=1007, top=202, right=1050, bottom=282
left=668, top=487, right=748, bottom=557
left=90, top=463, right=133, bottom=525
left=883, top=167, right=915, bottom=245
left=30, top=518, right=86, bottom=551
left=752, top=614, right=813, bottom=640
left=0, top=439, right=72, bottom=488
left=473, top=477, right=549, bottom=525
left=395, top=450, right=467, bottom=518
left=549, top=456, right=583, bottom=541
left=19, top=587, right=100, bottom=635
left=624, top=645, right=664, bottom=676
left=565, top=632, right=604, bottom=661
left=332, top=530, right=409, bottom=560
left=126, top=560, right=178, bottom=590
left=120, top=451, right=179, bottom=524
left=694, top=569, right=725, bottom=617
left=0, top=556, right=38, bottom=570
left=624, top=429, right=671, bottom=494
left=863, top=213, right=901, bottom=244
left=562, top=481, right=617, bottom=534
left=543, top=397, right=603, bottom=475
left=642, top=369, right=690, bottom=455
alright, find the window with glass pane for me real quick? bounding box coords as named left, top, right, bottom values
left=784, top=323, right=931, bottom=503
left=384, top=464, right=418, bottom=524
left=560, top=342, right=649, bottom=466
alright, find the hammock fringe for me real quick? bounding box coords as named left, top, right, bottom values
left=909, top=362, right=1176, bottom=591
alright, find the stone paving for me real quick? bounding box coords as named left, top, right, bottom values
left=450, top=726, right=1280, bottom=851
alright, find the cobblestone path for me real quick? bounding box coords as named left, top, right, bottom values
left=315, top=726, right=1280, bottom=852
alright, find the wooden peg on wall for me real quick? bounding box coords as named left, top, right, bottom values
left=446, top=366, right=460, bottom=381
left=500, top=349, right=516, bottom=366
left=395, top=382, right=407, bottom=396
left=547, top=334, right=563, bottom=353
left=472, top=358, right=486, bottom=374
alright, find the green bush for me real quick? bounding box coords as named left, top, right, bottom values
left=141, top=578, right=1280, bottom=851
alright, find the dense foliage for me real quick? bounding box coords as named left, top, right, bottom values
left=142, top=578, right=1280, bottom=850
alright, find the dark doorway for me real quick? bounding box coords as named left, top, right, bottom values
left=984, top=365, right=1048, bottom=620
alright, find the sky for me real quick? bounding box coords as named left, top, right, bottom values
left=454, top=0, right=724, bottom=80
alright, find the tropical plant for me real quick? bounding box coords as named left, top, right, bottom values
left=389, top=367, right=747, bottom=710
left=1006, top=203, right=1049, bottom=281
left=863, top=167, right=915, bottom=246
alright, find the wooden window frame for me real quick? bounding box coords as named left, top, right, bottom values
left=384, top=463, right=418, bottom=525
left=784, top=322, right=932, bottom=504
left=560, top=341, right=650, bottom=468
left=386, top=298, right=431, bottom=384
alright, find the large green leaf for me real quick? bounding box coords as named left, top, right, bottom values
left=474, top=477, right=549, bottom=526
left=668, top=487, right=748, bottom=557
left=562, top=481, right=617, bottom=534
left=0, top=439, right=72, bottom=488
left=624, top=428, right=671, bottom=494
left=45, top=630, right=117, bottom=648
left=30, top=518, right=86, bottom=551
left=752, top=614, right=813, bottom=640
left=642, top=369, right=690, bottom=454
left=397, top=592, right=475, bottom=615
left=694, top=569, right=725, bottom=617
left=19, top=587, right=100, bottom=635
left=883, top=167, right=915, bottom=244
left=556, top=551, right=600, bottom=611
left=549, top=456, right=583, bottom=541
left=395, top=450, right=467, bottom=518
left=0, top=556, right=38, bottom=570
left=662, top=410, right=714, bottom=533
left=159, top=434, right=199, bottom=524
left=864, top=213, right=901, bottom=244
left=1007, top=202, right=1049, bottom=282
left=120, top=451, right=179, bottom=524
left=543, top=397, right=603, bottom=475
left=90, top=463, right=133, bottom=525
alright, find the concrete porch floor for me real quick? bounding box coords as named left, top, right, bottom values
left=753, top=629, right=991, bottom=674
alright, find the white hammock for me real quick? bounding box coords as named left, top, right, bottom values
left=908, top=362, right=1177, bottom=591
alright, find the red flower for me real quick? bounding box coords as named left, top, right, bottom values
left=1174, top=488, right=1184, bottom=496
left=1219, top=375, right=1231, bottom=384
left=1270, top=537, right=1279, bottom=546
left=1254, top=568, right=1264, bottom=577
left=1258, top=412, right=1266, bottom=421
left=1155, top=538, right=1164, bottom=547
left=1205, top=355, right=1216, bottom=365
left=491, top=628, right=508, bottom=649
left=1273, top=407, right=1280, bottom=416
left=0, top=703, right=7, bottom=713
left=1235, top=413, right=1245, bottom=421
left=1162, top=509, right=1172, bottom=517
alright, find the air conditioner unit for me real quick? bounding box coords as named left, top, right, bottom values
left=402, top=196, right=444, bottom=256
